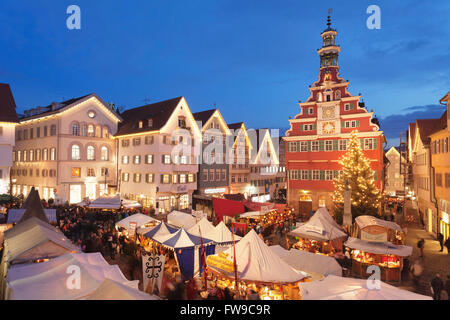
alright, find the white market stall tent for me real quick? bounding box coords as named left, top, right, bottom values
left=187, top=216, right=215, bottom=237
left=207, top=229, right=306, bottom=284
left=203, top=221, right=242, bottom=253
left=239, top=211, right=264, bottom=219
left=116, top=213, right=159, bottom=232
left=270, top=245, right=342, bottom=279
left=298, top=274, right=432, bottom=300
left=355, top=215, right=403, bottom=233
left=7, top=209, right=57, bottom=224
left=289, top=208, right=347, bottom=242
left=87, top=279, right=159, bottom=300
left=5, top=252, right=140, bottom=300
left=140, top=222, right=179, bottom=243
left=88, top=194, right=121, bottom=209
left=167, top=210, right=197, bottom=229
left=121, top=199, right=143, bottom=209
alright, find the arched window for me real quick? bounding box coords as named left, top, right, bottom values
left=95, top=125, right=101, bottom=138
left=102, top=126, right=109, bottom=139
left=72, top=145, right=81, bottom=160
left=87, top=145, right=95, bottom=160
left=101, top=146, right=108, bottom=161
left=317, top=93, right=322, bottom=102
left=88, top=125, right=94, bottom=137
left=72, top=122, right=80, bottom=136
left=81, top=124, right=87, bottom=136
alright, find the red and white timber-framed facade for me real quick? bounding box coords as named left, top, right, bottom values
left=284, top=17, right=385, bottom=218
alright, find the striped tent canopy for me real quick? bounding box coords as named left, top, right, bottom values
left=160, top=228, right=214, bottom=249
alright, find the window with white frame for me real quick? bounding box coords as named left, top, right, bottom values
left=312, top=170, right=320, bottom=180
left=146, top=154, right=154, bottom=164
left=364, top=138, right=374, bottom=150
left=302, top=170, right=309, bottom=180
left=163, top=155, right=171, bottom=164
left=339, top=139, right=348, bottom=151
left=134, top=155, right=141, bottom=164
left=71, top=145, right=81, bottom=160
left=87, top=146, right=95, bottom=160
left=300, top=141, right=308, bottom=152
left=325, top=140, right=333, bottom=151
left=122, top=155, right=129, bottom=164
left=325, top=170, right=333, bottom=180
left=101, top=147, right=108, bottom=161
left=50, top=148, right=56, bottom=160
left=311, top=141, right=319, bottom=152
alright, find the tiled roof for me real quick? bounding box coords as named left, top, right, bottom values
left=116, top=96, right=183, bottom=136
left=192, top=109, right=217, bottom=128
left=415, top=111, right=447, bottom=144
left=227, top=122, right=244, bottom=130
left=0, top=83, right=19, bottom=123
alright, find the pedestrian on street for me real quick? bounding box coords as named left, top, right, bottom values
left=410, top=260, right=423, bottom=287
left=431, top=273, right=444, bottom=300
left=444, top=238, right=450, bottom=254
left=417, top=238, right=425, bottom=258
left=437, top=233, right=444, bottom=252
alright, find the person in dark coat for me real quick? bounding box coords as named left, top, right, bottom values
left=431, top=274, right=444, bottom=300
left=445, top=275, right=450, bottom=300
left=444, top=238, right=450, bottom=255
left=417, top=238, right=425, bottom=258
left=437, top=233, right=444, bottom=252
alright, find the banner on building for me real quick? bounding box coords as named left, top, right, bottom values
left=361, top=230, right=387, bottom=243
left=142, top=251, right=166, bottom=294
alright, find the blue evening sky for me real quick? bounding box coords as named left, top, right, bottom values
left=1, top=0, right=449, bottom=147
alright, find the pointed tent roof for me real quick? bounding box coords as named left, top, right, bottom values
left=142, top=222, right=178, bottom=242
left=208, top=229, right=305, bottom=284
left=160, top=228, right=214, bottom=249
left=115, top=213, right=159, bottom=230
left=299, top=275, right=431, bottom=300
left=18, top=189, right=49, bottom=224
left=3, top=218, right=79, bottom=264
left=0, top=83, right=19, bottom=123
left=167, top=210, right=197, bottom=229
left=289, top=207, right=347, bottom=241
left=87, top=279, right=159, bottom=300
left=203, top=221, right=242, bottom=245
left=187, top=217, right=215, bottom=236
left=21, top=187, right=35, bottom=209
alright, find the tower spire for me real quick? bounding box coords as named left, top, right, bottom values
left=327, top=8, right=332, bottom=29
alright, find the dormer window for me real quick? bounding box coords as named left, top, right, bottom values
left=148, top=118, right=153, bottom=127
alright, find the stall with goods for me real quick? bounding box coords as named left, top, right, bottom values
left=206, top=229, right=308, bottom=300
left=203, top=221, right=242, bottom=253
left=354, top=215, right=405, bottom=245
left=115, top=213, right=159, bottom=238
left=289, top=208, right=347, bottom=255
left=167, top=210, right=197, bottom=229
left=344, top=237, right=412, bottom=282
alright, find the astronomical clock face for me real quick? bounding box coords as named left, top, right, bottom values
left=322, top=106, right=335, bottom=119
left=322, top=121, right=335, bottom=134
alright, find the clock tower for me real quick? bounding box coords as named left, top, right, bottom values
left=284, top=13, right=385, bottom=219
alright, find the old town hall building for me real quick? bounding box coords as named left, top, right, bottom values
left=284, top=17, right=385, bottom=217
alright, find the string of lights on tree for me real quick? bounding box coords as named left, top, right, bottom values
left=332, top=130, right=382, bottom=221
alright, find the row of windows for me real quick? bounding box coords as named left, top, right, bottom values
left=121, top=154, right=192, bottom=165
left=250, top=177, right=285, bottom=186
left=289, top=170, right=339, bottom=181
left=71, top=145, right=109, bottom=161
left=250, top=166, right=286, bottom=174
left=121, top=135, right=193, bottom=147
left=11, top=185, right=55, bottom=199
left=231, top=175, right=248, bottom=183
left=71, top=167, right=109, bottom=177
left=435, top=173, right=450, bottom=188
left=287, top=138, right=378, bottom=152
left=418, top=177, right=429, bottom=191
left=11, top=168, right=56, bottom=177
left=301, top=102, right=356, bottom=116
left=14, top=148, right=56, bottom=162
left=71, top=123, right=110, bottom=138
left=17, top=125, right=56, bottom=141
left=202, top=169, right=227, bottom=182
left=121, top=172, right=196, bottom=184
left=431, top=137, right=450, bottom=154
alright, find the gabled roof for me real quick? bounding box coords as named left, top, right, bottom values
left=416, top=114, right=445, bottom=145
left=0, top=83, right=19, bottom=123
left=440, top=92, right=450, bottom=104
left=192, top=109, right=217, bottom=126
left=18, top=93, right=122, bottom=122
left=116, top=96, right=183, bottom=136
left=227, top=122, right=244, bottom=130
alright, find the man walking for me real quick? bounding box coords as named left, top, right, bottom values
left=445, top=237, right=450, bottom=255
left=431, top=273, right=444, bottom=300
left=437, top=233, right=444, bottom=252
left=417, top=238, right=425, bottom=258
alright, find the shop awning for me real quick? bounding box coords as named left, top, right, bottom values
left=344, top=237, right=413, bottom=257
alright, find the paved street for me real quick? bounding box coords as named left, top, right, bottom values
left=396, top=200, right=450, bottom=297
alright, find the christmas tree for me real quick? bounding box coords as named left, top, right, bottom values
left=332, top=130, right=382, bottom=224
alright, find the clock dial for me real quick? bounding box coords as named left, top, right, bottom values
left=323, top=121, right=335, bottom=134
left=322, top=106, right=335, bottom=119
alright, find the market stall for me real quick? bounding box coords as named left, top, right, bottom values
left=155, top=228, right=215, bottom=279
left=115, top=213, right=159, bottom=238
left=206, top=229, right=307, bottom=300
left=203, top=221, right=242, bottom=253
left=86, top=279, right=159, bottom=300
left=88, top=194, right=121, bottom=210
left=121, top=199, right=143, bottom=209
left=344, top=237, right=413, bottom=282
left=289, top=208, right=347, bottom=255
left=5, top=252, right=139, bottom=300
left=298, top=274, right=432, bottom=300
left=167, top=210, right=197, bottom=229
left=354, top=215, right=405, bottom=244
left=7, top=208, right=57, bottom=224
left=270, top=245, right=342, bottom=279
left=187, top=216, right=215, bottom=237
